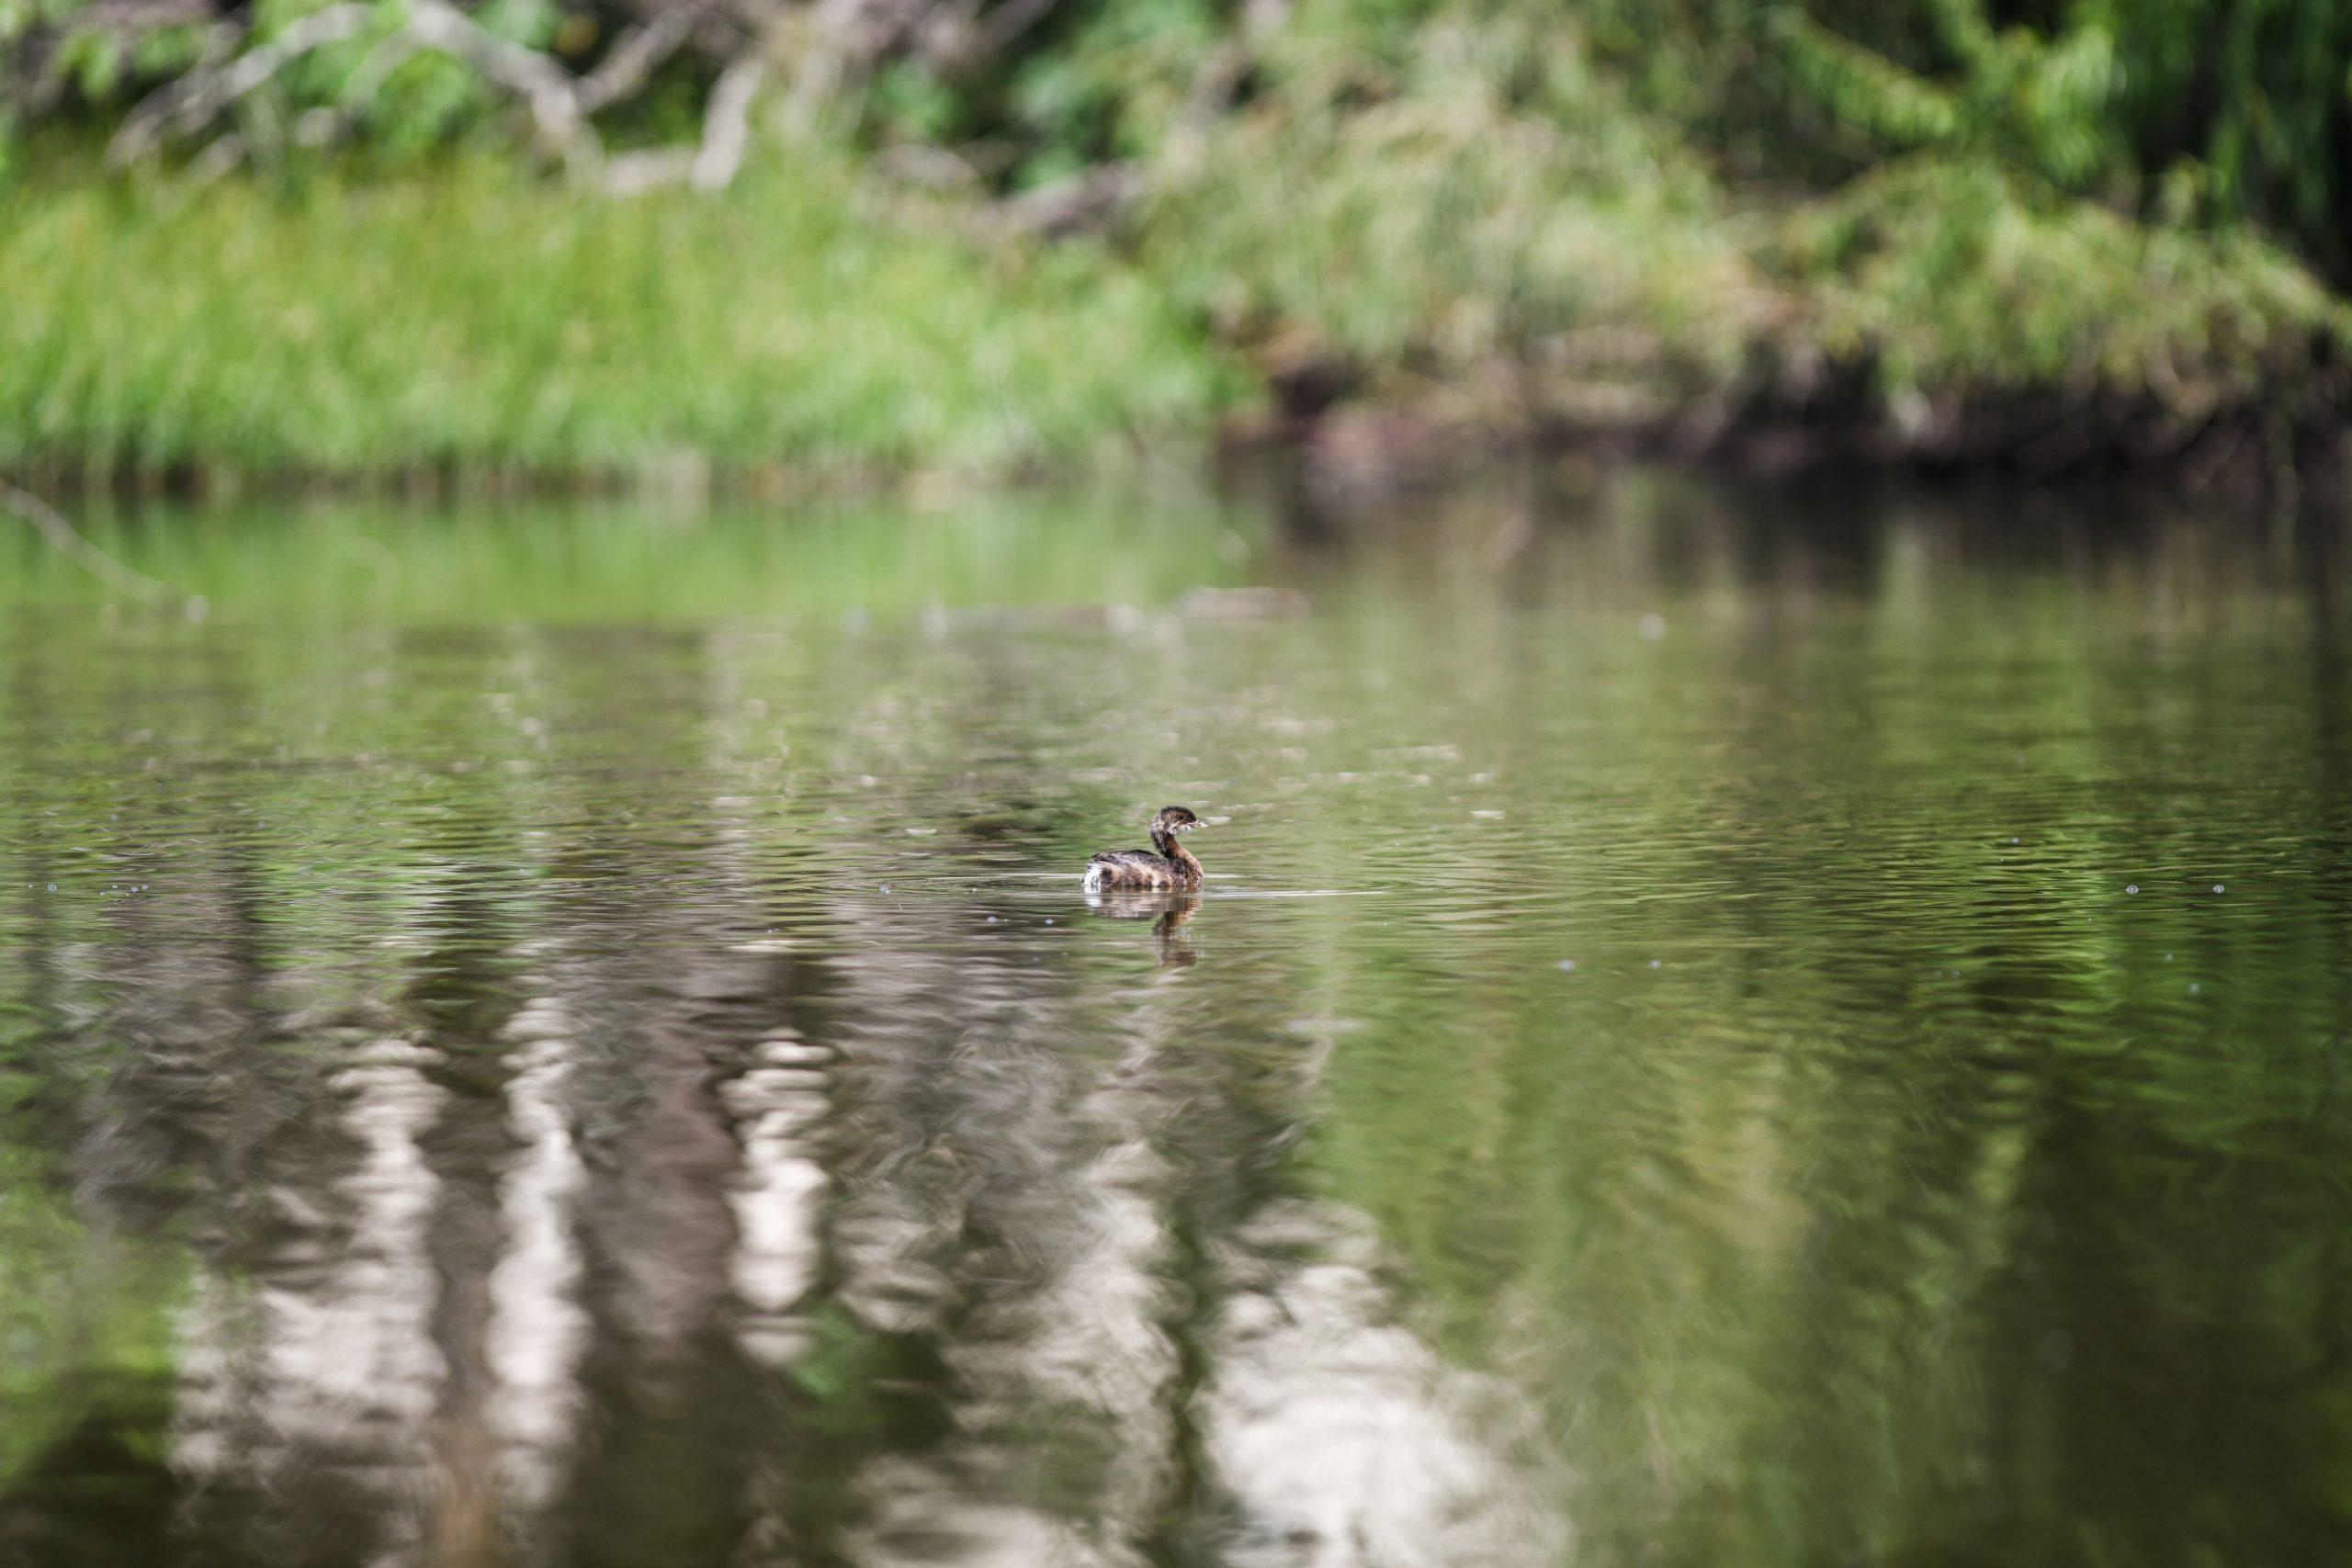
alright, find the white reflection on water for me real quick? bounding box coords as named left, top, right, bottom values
left=824, top=907, right=1181, bottom=1568
left=853, top=1125, right=1181, bottom=1568
left=722, top=1032, right=831, bottom=1365
left=173, top=1037, right=449, bottom=1562
left=485, top=997, right=591, bottom=1511
left=1205, top=1201, right=1569, bottom=1568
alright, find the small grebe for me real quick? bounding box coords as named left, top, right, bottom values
left=1083, top=806, right=1205, bottom=891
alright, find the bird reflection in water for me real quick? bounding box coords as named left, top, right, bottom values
left=1083, top=887, right=1202, bottom=967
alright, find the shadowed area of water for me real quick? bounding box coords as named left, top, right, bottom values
left=2, top=472, right=2349, bottom=1567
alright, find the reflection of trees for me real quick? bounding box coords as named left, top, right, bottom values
left=1204, top=1201, right=1567, bottom=1568
left=0, top=615, right=1562, bottom=1566
left=16, top=489, right=2342, bottom=1567
left=175, top=1036, right=451, bottom=1566
left=812, top=883, right=1563, bottom=1568
left=1288, top=491, right=2352, bottom=1565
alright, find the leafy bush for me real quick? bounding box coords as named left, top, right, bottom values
left=1141, top=9, right=1777, bottom=421
left=1784, top=156, right=2350, bottom=413
left=1584, top=0, right=2352, bottom=282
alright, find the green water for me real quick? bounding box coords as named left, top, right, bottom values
left=2, top=473, right=2348, bottom=1567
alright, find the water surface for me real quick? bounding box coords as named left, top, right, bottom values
left=3, top=472, right=2349, bottom=1567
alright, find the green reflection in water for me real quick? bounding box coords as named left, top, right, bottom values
left=0, top=474, right=2347, bottom=1566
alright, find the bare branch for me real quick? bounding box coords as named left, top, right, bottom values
left=875, top=141, right=984, bottom=190
left=602, top=145, right=695, bottom=195
left=288, top=3, right=662, bottom=164
left=403, top=0, right=594, bottom=162
left=106, top=21, right=243, bottom=164
left=786, top=0, right=925, bottom=128
left=101, top=0, right=768, bottom=188
left=110, top=4, right=373, bottom=165
left=692, top=54, right=765, bottom=188
left=176, top=6, right=370, bottom=129
left=602, top=51, right=767, bottom=195
left=903, top=0, right=1061, bottom=74
left=284, top=29, right=425, bottom=150
left=576, top=9, right=695, bottom=114
left=999, top=161, right=1141, bottom=237
left=67, top=0, right=214, bottom=30
left=188, top=129, right=250, bottom=183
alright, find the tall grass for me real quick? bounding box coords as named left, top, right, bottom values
left=0, top=152, right=1234, bottom=479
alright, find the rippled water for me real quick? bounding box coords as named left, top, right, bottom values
left=3, top=471, right=2349, bottom=1567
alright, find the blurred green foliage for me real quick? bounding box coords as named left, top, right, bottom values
left=1596, top=0, right=2352, bottom=280
left=0, top=0, right=2347, bottom=471
left=7, top=0, right=2346, bottom=265
left=0, top=152, right=1229, bottom=476
left=830, top=0, right=2352, bottom=278
left=1123, top=3, right=2347, bottom=438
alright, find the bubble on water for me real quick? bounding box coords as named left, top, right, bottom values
left=45, top=885, right=54, bottom=892
left=2212, top=884, right=2225, bottom=894
left=1557, top=959, right=1576, bottom=972
left=2188, top=983, right=2202, bottom=995
left=879, top=885, right=890, bottom=893
left=1648, top=960, right=1662, bottom=969
left=2126, top=885, right=2138, bottom=895
left=2164, top=953, right=2174, bottom=961
left=986, top=915, right=999, bottom=923
left=1044, top=919, right=1055, bottom=925
left=2011, top=837, right=2020, bottom=845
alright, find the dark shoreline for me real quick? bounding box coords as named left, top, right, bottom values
left=12, top=402, right=2347, bottom=513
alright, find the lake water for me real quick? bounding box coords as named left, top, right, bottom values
left=3, top=468, right=2348, bottom=1567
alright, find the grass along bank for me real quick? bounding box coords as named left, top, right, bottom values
left=0, top=153, right=1231, bottom=483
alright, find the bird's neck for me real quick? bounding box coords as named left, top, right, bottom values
left=1153, top=829, right=1202, bottom=884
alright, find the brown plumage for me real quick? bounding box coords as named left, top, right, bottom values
left=1083, top=806, right=1205, bottom=891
